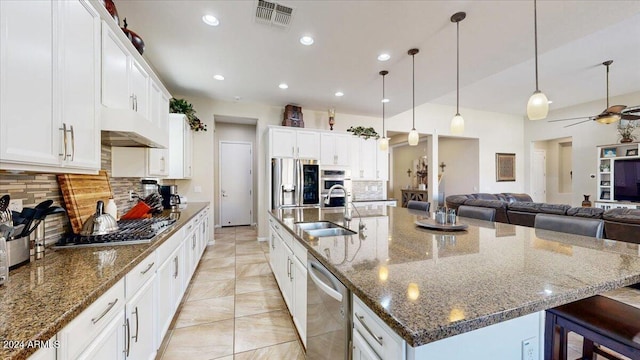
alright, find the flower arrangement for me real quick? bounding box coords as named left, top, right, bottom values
left=169, top=98, right=207, bottom=131
left=347, top=126, right=379, bottom=140
left=617, top=120, right=638, bottom=143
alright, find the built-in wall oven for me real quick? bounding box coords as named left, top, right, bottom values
left=321, top=170, right=351, bottom=207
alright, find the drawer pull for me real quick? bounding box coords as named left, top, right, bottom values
left=355, top=312, right=384, bottom=346
left=140, top=262, right=155, bottom=275
left=91, top=298, right=119, bottom=324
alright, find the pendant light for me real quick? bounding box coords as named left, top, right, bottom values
left=407, top=48, right=419, bottom=146
left=526, top=0, right=549, bottom=120
left=450, top=12, right=466, bottom=135
left=379, top=70, right=389, bottom=151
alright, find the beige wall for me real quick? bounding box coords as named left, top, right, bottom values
left=438, top=137, right=480, bottom=197
left=525, top=91, right=640, bottom=206
left=213, top=122, right=258, bottom=227
left=391, top=138, right=431, bottom=201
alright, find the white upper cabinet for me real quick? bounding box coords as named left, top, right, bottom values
left=58, top=0, right=101, bottom=170
left=0, top=0, right=100, bottom=173
left=101, top=22, right=130, bottom=110
left=269, top=127, right=320, bottom=159
left=167, top=114, right=193, bottom=179
left=321, top=133, right=350, bottom=166
left=296, top=130, right=320, bottom=159
left=129, top=61, right=149, bottom=118
left=351, top=137, right=388, bottom=181
left=270, top=128, right=297, bottom=158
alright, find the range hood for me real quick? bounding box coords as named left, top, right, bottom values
left=101, top=108, right=168, bottom=148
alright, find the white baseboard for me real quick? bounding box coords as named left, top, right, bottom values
left=257, top=236, right=268, bottom=242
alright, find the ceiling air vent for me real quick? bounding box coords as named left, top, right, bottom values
left=255, top=0, right=294, bottom=29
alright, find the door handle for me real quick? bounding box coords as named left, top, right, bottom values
left=308, top=262, right=342, bottom=302
left=221, top=190, right=228, bottom=197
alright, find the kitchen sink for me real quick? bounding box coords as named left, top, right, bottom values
left=296, top=221, right=342, bottom=231
left=305, top=228, right=357, bottom=237
left=296, top=221, right=356, bottom=237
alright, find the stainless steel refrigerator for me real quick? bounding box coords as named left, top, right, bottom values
left=271, top=158, right=320, bottom=208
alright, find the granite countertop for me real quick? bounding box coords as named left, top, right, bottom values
left=270, top=206, right=640, bottom=348
left=0, top=202, right=209, bottom=360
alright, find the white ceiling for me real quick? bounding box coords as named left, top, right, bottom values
left=116, top=1, right=640, bottom=118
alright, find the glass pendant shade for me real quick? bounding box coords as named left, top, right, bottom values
left=526, top=91, right=549, bottom=120
left=595, top=114, right=621, bottom=124
left=408, top=129, right=419, bottom=146
left=451, top=114, right=464, bottom=134
left=379, top=138, right=389, bottom=151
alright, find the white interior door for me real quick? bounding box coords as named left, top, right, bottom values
left=220, top=141, right=253, bottom=226
left=532, top=149, right=546, bottom=202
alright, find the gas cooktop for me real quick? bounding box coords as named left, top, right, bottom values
left=54, top=217, right=176, bottom=248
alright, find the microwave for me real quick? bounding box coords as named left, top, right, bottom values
left=321, top=170, right=351, bottom=207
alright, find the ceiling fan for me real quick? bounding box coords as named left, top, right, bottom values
left=547, top=60, right=640, bottom=128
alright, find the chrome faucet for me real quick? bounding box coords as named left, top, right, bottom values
left=324, top=184, right=365, bottom=231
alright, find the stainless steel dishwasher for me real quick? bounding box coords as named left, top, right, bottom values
left=306, top=254, right=351, bottom=360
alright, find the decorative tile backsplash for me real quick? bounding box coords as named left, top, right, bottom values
left=0, top=145, right=148, bottom=244
left=352, top=181, right=385, bottom=201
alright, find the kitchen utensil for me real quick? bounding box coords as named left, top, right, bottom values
left=0, top=195, right=9, bottom=211
left=58, top=170, right=114, bottom=234
left=143, top=193, right=164, bottom=214
left=80, top=201, right=119, bottom=236
left=120, top=201, right=151, bottom=220
left=0, top=224, right=15, bottom=239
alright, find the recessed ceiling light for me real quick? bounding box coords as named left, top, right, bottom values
left=377, top=53, right=391, bottom=61
left=335, top=92, right=344, bottom=97
left=381, top=98, right=390, bottom=103
left=202, top=15, right=219, bottom=26
left=300, top=36, right=314, bottom=46
left=213, top=74, right=225, bottom=80
left=279, top=83, right=288, bottom=89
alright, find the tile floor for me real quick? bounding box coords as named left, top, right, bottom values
left=157, top=225, right=305, bottom=360
left=158, top=225, right=640, bottom=360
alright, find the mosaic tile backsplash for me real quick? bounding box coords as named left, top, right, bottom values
left=352, top=181, right=386, bottom=201
left=0, top=145, right=149, bottom=244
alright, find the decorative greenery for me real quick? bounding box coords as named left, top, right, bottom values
left=169, top=98, right=207, bottom=131
left=346, top=126, right=379, bottom=140
left=617, top=120, right=638, bottom=142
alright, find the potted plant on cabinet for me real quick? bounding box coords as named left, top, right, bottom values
left=169, top=98, right=207, bottom=131
left=617, top=120, right=637, bottom=143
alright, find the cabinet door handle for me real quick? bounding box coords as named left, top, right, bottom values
left=287, top=258, right=292, bottom=280
left=291, top=146, right=295, bottom=156
left=297, top=147, right=300, bottom=157
left=134, top=94, right=138, bottom=111
left=69, top=125, right=75, bottom=161
left=59, top=123, right=68, bottom=159
left=160, top=156, right=165, bottom=172
left=173, top=256, right=178, bottom=278
left=360, top=170, right=364, bottom=178
left=192, top=236, right=196, bottom=249
left=130, top=94, right=135, bottom=110
left=91, top=298, right=119, bottom=324
left=140, top=262, right=154, bottom=275
left=334, top=154, right=337, bottom=165
left=376, top=170, right=379, bottom=179
left=132, top=306, right=139, bottom=343
left=123, top=317, right=131, bottom=357
left=355, top=312, right=384, bottom=345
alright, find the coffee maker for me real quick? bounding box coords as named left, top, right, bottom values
left=160, top=185, right=180, bottom=210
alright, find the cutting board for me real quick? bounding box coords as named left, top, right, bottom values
left=58, top=170, right=114, bottom=234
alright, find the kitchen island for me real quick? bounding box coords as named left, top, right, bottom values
left=0, top=202, right=210, bottom=360
left=269, top=205, right=640, bottom=358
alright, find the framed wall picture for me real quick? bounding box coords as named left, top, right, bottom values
left=496, top=153, right=516, bottom=182
left=626, top=148, right=638, bottom=156
left=602, top=147, right=617, bottom=157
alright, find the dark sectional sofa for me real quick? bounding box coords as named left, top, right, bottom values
left=445, top=193, right=639, bottom=244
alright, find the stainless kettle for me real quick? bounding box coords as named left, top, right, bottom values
left=80, top=201, right=119, bottom=236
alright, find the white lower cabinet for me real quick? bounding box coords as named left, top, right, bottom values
left=28, top=337, right=58, bottom=360
left=269, top=215, right=307, bottom=347
left=53, top=208, right=208, bottom=360
left=125, top=276, right=156, bottom=360
left=76, top=312, right=125, bottom=360
left=57, top=279, right=126, bottom=360
left=353, top=330, right=382, bottom=360
left=353, top=295, right=405, bottom=360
